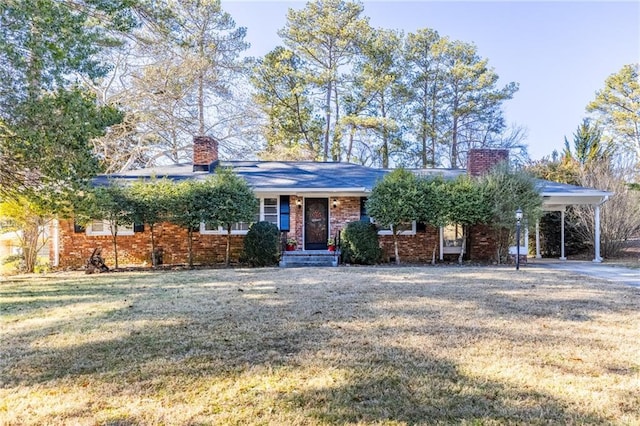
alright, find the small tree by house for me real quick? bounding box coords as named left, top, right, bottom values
left=480, top=164, right=543, bottom=263
left=165, top=179, right=214, bottom=268
left=445, top=175, right=493, bottom=264
left=129, top=178, right=176, bottom=267
left=86, top=183, right=135, bottom=269
left=416, top=176, right=450, bottom=264
left=206, top=167, right=259, bottom=266
left=366, top=168, right=426, bottom=264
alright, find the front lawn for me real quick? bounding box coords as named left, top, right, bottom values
left=1, top=267, right=639, bottom=425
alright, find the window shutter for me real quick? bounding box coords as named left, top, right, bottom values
left=279, top=195, right=290, bottom=231
left=73, top=221, right=85, bottom=233
left=360, top=197, right=370, bottom=222
left=134, top=223, right=145, bottom=233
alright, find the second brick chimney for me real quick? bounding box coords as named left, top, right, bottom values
left=193, top=135, right=219, bottom=172
left=467, top=148, right=508, bottom=177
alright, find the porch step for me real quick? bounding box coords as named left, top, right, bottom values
left=280, top=250, right=340, bottom=267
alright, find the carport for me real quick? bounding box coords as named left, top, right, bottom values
left=535, top=180, right=613, bottom=262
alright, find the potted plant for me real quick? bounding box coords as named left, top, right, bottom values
left=327, top=237, right=336, bottom=252
left=286, top=238, right=297, bottom=251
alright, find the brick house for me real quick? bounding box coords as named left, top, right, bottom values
left=49, top=138, right=612, bottom=268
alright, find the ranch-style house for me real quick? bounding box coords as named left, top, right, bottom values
left=49, top=137, right=612, bottom=268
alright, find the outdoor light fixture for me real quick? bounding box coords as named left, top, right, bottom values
left=332, top=199, right=338, bottom=208
left=296, top=199, right=302, bottom=209
left=515, top=208, right=523, bottom=271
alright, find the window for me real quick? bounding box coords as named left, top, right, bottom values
left=86, top=220, right=134, bottom=236
left=441, top=224, right=464, bottom=254
left=360, top=197, right=416, bottom=235
left=443, top=224, right=463, bottom=247
left=375, top=221, right=417, bottom=236
left=201, top=198, right=279, bottom=235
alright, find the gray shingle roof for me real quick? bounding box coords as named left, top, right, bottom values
left=93, top=161, right=612, bottom=204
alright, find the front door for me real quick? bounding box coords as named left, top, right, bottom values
left=304, top=198, right=328, bottom=250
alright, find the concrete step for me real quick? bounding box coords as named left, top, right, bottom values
left=280, top=250, right=340, bottom=267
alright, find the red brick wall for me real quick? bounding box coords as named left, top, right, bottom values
left=53, top=199, right=498, bottom=269
left=193, top=135, right=219, bottom=166
left=379, top=226, right=441, bottom=263
left=467, top=148, right=508, bottom=177
left=54, top=220, right=244, bottom=269
left=329, top=197, right=361, bottom=237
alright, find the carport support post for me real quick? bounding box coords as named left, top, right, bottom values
left=593, top=204, right=602, bottom=263
left=559, top=209, right=566, bottom=261
left=535, top=220, right=541, bottom=259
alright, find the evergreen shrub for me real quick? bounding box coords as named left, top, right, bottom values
left=241, top=221, right=280, bottom=267
left=341, top=221, right=382, bottom=265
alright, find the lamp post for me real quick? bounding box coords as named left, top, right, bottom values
left=515, top=208, right=523, bottom=270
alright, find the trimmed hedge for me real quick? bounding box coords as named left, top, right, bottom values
left=341, top=221, right=382, bottom=265
left=241, top=221, right=280, bottom=267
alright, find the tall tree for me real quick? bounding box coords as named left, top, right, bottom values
left=252, top=47, right=324, bottom=160
left=442, top=41, right=518, bottom=168
left=0, top=0, right=137, bottom=199
left=348, top=28, right=407, bottom=168
left=279, top=0, right=370, bottom=161
left=562, top=118, right=613, bottom=166
left=587, top=64, right=640, bottom=166
left=2, top=88, right=122, bottom=203
left=403, top=29, right=449, bottom=168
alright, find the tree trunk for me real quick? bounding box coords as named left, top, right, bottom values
left=458, top=228, right=467, bottom=264
left=111, top=232, right=119, bottom=269
left=323, top=80, right=332, bottom=161
left=187, top=229, right=194, bottom=268
left=392, top=230, right=400, bottom=265
left=225, top=225, right=232, bottom=267
left=150, top=224, right=157, bottom=267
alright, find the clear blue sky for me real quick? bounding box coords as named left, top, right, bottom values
left=221, top=0, right=640, bottom=161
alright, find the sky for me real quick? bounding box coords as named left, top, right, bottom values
left=221, top=0, right=639, bottom=161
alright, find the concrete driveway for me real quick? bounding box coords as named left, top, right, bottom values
left=530, top=260, right=640, bottom=287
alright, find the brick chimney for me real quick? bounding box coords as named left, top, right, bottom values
left=193, top=135, right=218, bottom=172
left=467, top=148, right=509, bottom=177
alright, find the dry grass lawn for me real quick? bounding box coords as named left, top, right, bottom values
left=1, top=266, right=639, bottom=425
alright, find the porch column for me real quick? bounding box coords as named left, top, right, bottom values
left=524, top=224, right=530, bottom=255
left=535, top=220, right=541, bottom=258
left=439, top=226, right=444, bottom=261
left=593, top=204, right=603, bottom=263
left=559, top=209, right=566, bottom=261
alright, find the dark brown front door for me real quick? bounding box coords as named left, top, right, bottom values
left=304, top=198, right=328, bottom=250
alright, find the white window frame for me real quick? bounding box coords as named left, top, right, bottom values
left=86, top=219, right=134, bottom=236
left=373, top=219, right=417, bottom=236
left=201, top=197, right=279, bottom=235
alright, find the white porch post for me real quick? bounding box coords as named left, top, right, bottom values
left=524, top=224, right=529, bottom=255
left=593, top=204, right=602, bottom=263
left=559, top=209, right=566, bottom=261
left=53, top=219, right=60, bottom=267
left=535, top=220, right=541, bottom=258
left=439, top=226, right=444, bottom=261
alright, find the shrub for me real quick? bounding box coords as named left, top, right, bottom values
left=341, top=221, right=382, bottom=265
left=241, top=221, right=280, bottom=267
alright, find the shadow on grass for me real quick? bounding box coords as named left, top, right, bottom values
left=1, top=267, right=636, bottom=424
